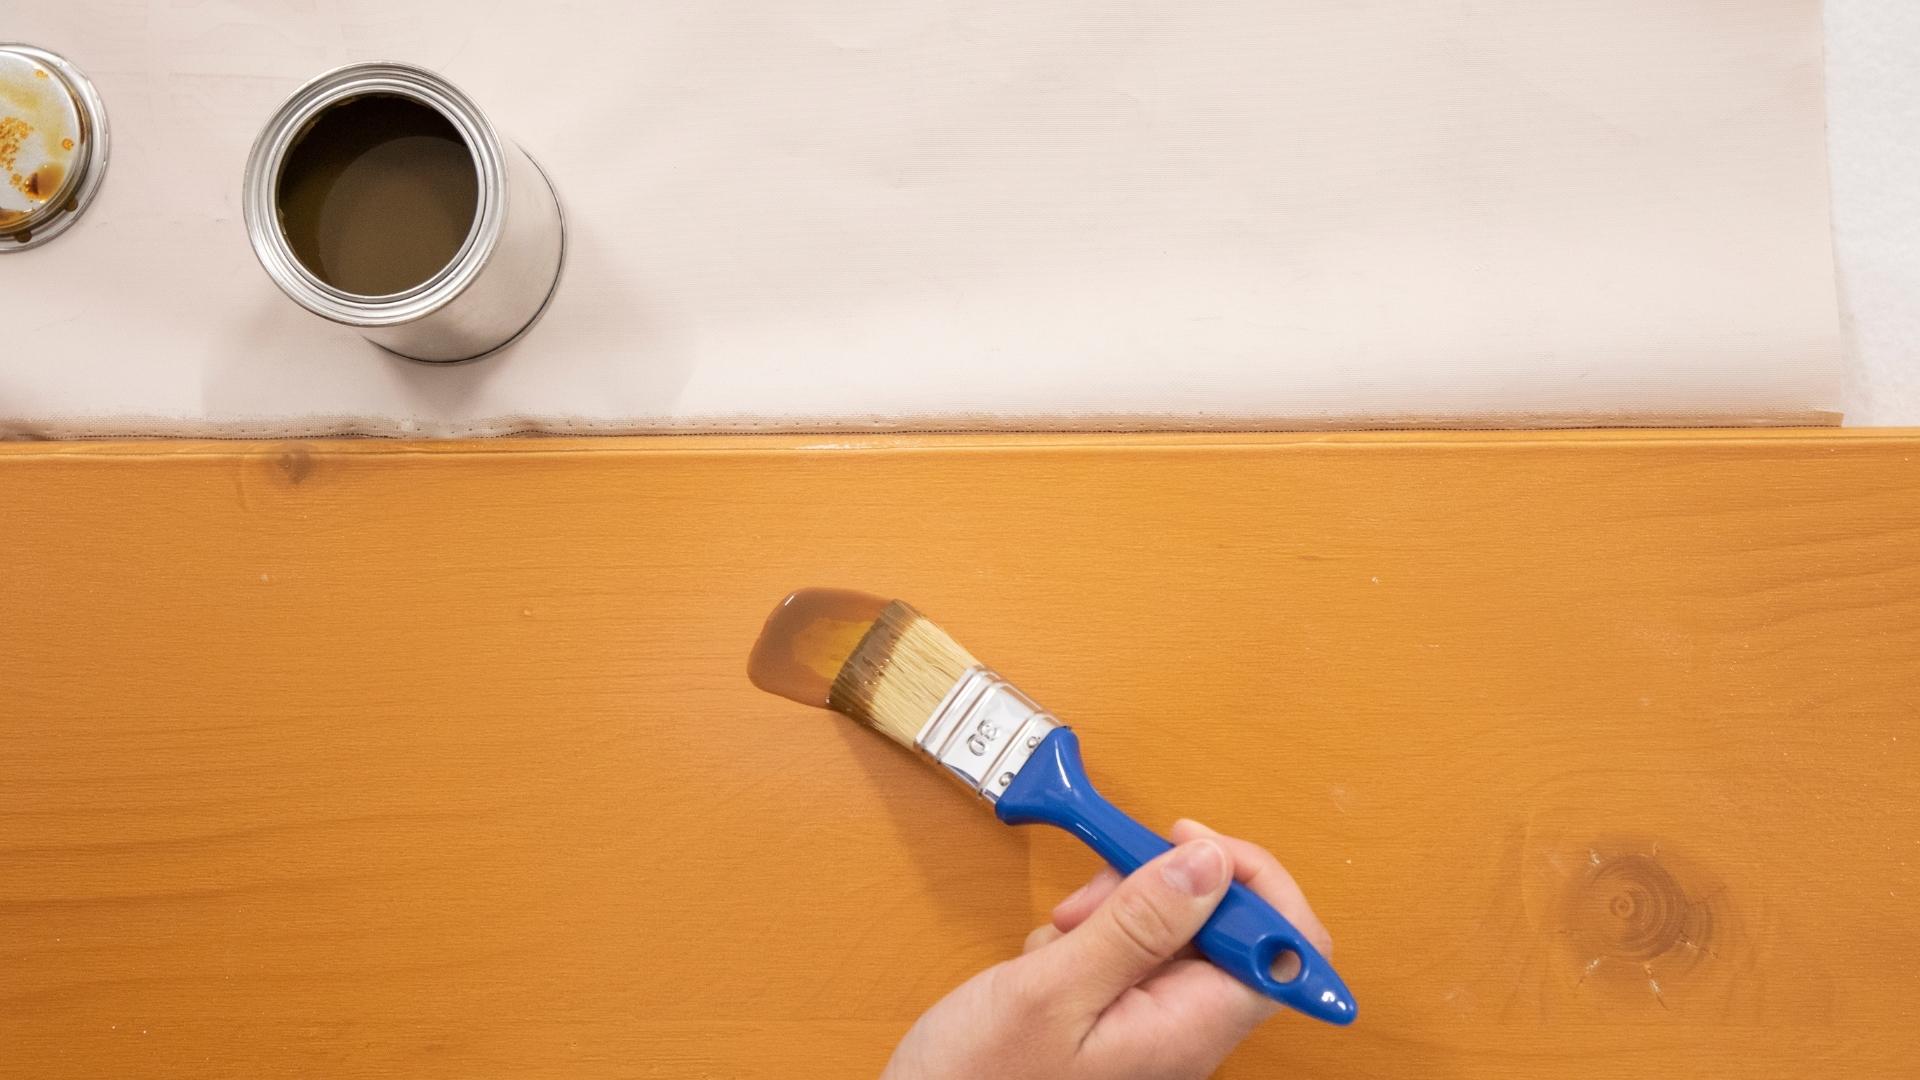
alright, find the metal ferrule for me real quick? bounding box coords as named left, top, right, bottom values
left=914, top=667, right=1060, bottom=803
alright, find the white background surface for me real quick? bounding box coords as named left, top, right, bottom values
left=2, top=0, right=1909, bottom=433
left=1828, top=0, right=1920, bottom=425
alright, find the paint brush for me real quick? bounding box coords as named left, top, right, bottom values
left=748, top=588, right=1356, bottom=1026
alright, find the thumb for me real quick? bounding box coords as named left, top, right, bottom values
left=1026, top=839, right=1231, bottom=1015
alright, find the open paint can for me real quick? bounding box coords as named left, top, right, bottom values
left=243, top=62, right=564, bottom=363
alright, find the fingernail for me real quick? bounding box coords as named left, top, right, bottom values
left=1161, top=839, right=1226, bottom=897
left=1055, top=881, right=1090, bottom=912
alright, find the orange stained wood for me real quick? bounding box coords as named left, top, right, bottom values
left=2, top=430, right=1918, bottom=1079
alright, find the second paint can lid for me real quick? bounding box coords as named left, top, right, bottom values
left=0, top=44, right=109, bottom=251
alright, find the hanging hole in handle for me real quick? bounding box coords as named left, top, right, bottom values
left=1264, top=942, right=1303, bottom=984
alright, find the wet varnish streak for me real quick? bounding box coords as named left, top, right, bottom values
left=1, top=431, right=1917, bottom=1079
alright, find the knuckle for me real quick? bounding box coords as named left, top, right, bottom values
left=1236, top=839, right=1288, bottom=879
left=997, top=961, right=1080, bottom=1028
left=989, top=961, right=1045, bottom=1010
left=1246, top=840, right=1285, bottom=871
left=1106, top=889, right=1181, bottom=962
left=1022, top=924, right=1057, bottom=954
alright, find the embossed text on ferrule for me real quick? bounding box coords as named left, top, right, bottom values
left=915, top=667, right=1059, bottom=802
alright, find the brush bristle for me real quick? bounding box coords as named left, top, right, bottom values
left=829, top=601, right=978, bottom=748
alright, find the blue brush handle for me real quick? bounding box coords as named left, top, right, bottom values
left=995, top=727, right=1356, bottom=1026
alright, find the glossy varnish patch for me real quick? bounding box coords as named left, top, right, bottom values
left=747, top=588, right=890, bottom=707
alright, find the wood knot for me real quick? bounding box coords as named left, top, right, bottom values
left=1567, top=852, right=1702, bottom=965
left=1542, top=838, right=1731, bottom=1008
left=1518, top=808, right=1767, bottom=1017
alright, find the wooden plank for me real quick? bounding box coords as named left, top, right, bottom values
left=2, top=430, right=1916, bottom=1079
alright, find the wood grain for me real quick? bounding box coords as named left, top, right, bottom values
left=2, top=431, right=1917, bottom=1078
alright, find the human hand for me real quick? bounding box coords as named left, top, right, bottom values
left=880, top=819, right=1333, bottom=1080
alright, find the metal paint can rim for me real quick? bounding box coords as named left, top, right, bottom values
left=242, top=61, right=506, bottom=328
left=389, top=149, right=569, bottom=366
left=0, top=43, right=111, bottom=251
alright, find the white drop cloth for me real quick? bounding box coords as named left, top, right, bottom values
left=1, top=1, right=1862, bottom=436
